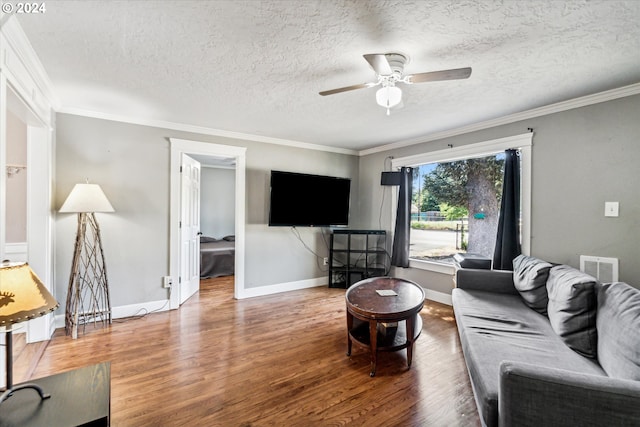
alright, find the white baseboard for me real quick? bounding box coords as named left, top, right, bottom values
left=4, top=242, right=27, bottom=262
left=236, top=277, right=326, bottom=299
left=51, top=280, right=449, bottom=330
left=54, top=299, right=171, bottom=329
left=424, top=289, right=453, bottom=306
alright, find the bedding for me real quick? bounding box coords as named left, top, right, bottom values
left=200, top=236, right=235, bottom=278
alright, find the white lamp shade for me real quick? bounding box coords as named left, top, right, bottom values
left=59, top=183, right=115, bottom=213
left=376, top=85, right=402, bottom=108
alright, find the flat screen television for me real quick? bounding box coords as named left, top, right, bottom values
left=268, top=170, right=351, bottom=227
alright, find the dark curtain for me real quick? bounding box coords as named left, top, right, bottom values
left=493, top=149, right=521, bottom=270
left=391, top=167, right=413, bottom=267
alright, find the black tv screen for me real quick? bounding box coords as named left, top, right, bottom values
left=268, top=171, right=351, bottom=227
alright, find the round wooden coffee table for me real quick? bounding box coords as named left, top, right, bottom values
left=345, top=277, right=425, bottom=377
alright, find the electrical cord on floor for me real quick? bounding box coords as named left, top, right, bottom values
left=113, top=286, right=172, bottom=322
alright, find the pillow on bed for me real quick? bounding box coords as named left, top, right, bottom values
left=200, top=236, right=219, bottom=243
left=222, top=235, right=235, bottom=242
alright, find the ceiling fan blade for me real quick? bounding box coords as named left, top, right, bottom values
left=406, top=67, right=472, bottom=84
left=319, top=82, right=378, bottom=96
left=363, top=54, right=393, bottom=75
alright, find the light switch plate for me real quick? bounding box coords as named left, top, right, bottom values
left=605, top=202, right=619, bottom=217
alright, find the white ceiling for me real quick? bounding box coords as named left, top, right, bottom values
left=15, top=0, right=640, bottom=152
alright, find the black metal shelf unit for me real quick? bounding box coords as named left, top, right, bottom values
left=329, top=229, right=388, bottom=288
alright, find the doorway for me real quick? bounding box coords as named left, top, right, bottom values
left=168, top=138, right=246, bottom=309
left=1, top=85, right=55, bottom=346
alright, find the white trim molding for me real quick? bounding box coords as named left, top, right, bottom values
left=169, top=138, right=247, bottom=305
left=59, top=107, right=357, bottom=156
left=391, top=132, right=533, bottom=167
left=54, top=299, right=172, bottom=329
left=1, top=15, right=57, bottom=346
left=236, top=277, right=327, bottom=299
left=424, top=289, right=453, bottom=306
left=391, top=132, right=533, bottom=274
left=360, top=82, right=640, bottom=156
left=3, top=242, right=27, bottom=261
left=0, top=15, right=59, bottom=113
left=409, top=259, right=456, bottom=275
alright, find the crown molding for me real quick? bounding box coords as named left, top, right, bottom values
left=359, top=82, right=640, bottom=156
left=58, top=106, right=358, bottom=156
left=0, top=15, right=60, bottom=110
left=9, top=7, right=636, bottom=158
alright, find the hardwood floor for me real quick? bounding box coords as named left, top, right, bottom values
left=11, top=331, right=48, bottom=383
left=27, top=277, right=480, bottom=426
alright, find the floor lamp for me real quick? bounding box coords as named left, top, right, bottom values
left=0, top=262, right=58, bottom=404
left=59, top=183, right=114, bottom=339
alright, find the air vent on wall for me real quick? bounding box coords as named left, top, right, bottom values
left=580, top=255, right=619, bottom=283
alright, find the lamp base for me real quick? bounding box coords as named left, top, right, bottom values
left=65, top=212, right=112, bottom=339
left=0, top=383, right=51, bottom=405
left=1, top=329, right=52, bottom=405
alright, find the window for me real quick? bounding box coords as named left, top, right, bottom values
left=391, top=133, right=532, bottom=273
left=411, top=152, right=506, bottom=263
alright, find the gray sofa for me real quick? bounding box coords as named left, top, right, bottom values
left=452, top=255, right=640, bottom=427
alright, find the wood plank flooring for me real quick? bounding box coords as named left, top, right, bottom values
left=27, top=277, right=480, bottom=426
left=11, top=331, right=48, bottom=383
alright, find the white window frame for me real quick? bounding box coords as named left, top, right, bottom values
left=391, top=132, right=533, bottom=274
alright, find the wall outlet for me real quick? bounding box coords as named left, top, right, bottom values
left=162, top=276, right=172, bottom=288
left=604, top=201, right=619, bottom=217
left=323, top=257, right=329, bottom=266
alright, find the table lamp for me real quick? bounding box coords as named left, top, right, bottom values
left=59, top=182, right=114, bottom=339
left=0, top=262, right=59, bottom=404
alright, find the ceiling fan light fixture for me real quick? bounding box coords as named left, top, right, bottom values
left=376, top=85, right=402, bottom=115
left=319, top=53, right=471, bottom=116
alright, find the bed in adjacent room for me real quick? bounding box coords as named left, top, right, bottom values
left=200, top=236, right=235, bottom=278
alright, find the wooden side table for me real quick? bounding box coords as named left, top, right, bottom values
left=0, top=362, right=110, bottom=427
left=345, top=277, right=425, bottom=377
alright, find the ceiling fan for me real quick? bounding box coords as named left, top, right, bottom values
left=319, top=53, right=472, bottom=115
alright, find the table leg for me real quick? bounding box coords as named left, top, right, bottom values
left=406, top=314, right=415, bottom=369
left=346, top=310, right=353, bottom=356
left=369, top=320, right=378, bottom=377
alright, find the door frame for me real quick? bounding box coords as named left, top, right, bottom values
left=169, top=138, right=246, bottom=308
left=178, top=153, right=201, bottom=304
left=1, top=82, right=56, bottom=344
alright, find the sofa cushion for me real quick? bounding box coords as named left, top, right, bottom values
left=452, top=288, right=605, bottom=427
left=596, top=282, right=640, bottom=380
left=546, top=265, right=598, bottom=358
left=512, top=255, right=552, bottom=315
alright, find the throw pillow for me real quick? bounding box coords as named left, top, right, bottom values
left=596, top=282, right=640, bottom=380
left=546, top=265, right=598, bottom=358
left=200, top=236, right=218, bottom=243
left=512, top=254, right=552, bottom=315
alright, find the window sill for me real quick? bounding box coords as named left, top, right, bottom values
left=408, top=258, right=455, bottom=275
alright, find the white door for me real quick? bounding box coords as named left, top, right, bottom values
left=180, top=154, right=201, bottom=304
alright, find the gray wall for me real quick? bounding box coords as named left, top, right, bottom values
left=358, top=94, right=640, bottom=292
left=243, top=140, right=359, bottom=288
left=200, top=167, right=235, bottom=239
left=54, top=93, right=639, bottom=309
left=55, top=113, right=359, bottom=307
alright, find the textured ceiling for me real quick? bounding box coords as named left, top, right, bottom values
left=15, top=0, right=640, bottom=152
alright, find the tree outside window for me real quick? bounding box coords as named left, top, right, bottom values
left=410, top=153, right=506, bottom=263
